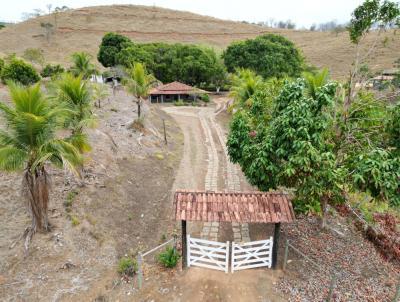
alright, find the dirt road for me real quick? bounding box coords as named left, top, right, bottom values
left=154, top=102, right=287, bottom=302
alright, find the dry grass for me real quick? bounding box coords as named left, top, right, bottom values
left=0, top=4, right=399, bottom=79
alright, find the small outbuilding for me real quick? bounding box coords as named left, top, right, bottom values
left=149, top=81, right=208, bottom=103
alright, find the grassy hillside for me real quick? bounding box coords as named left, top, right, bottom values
left=0, top=5, right=398, bottom=79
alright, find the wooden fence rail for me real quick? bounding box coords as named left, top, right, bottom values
left=137, top=236, right=177, bottom=289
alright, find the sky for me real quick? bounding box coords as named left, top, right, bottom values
left=1, top=0, right=364, bottom=28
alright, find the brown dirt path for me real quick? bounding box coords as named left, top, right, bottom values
left=146, top=102, right=288, bottom=302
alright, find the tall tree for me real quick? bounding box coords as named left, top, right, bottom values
left=126, top=63, right=156, bottom=118
left=223, top=34, right=304, bottom=79
left=227, top=78, right=342, bottom=227
left=346, top=0, right=400, bottom=107
left=0, top=82, right=82, bottom=249
left=70, top=52, right=97, bottom=79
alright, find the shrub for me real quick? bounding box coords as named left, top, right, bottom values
left=41, top=64, right=64, bottom=78
left=1, top=58, right=40, bottom=85
left=64, top=190, right=78, bottom=209
left=201, top=93, right=210, bottom=103
left=174, top=100, right=185, bottom=106
left=71, top=215, right=80, bottom=226
left=0, top=57, right=4, bottom=73
left=158, top=246, right=180, bottom=268
left=117, top=257, right=138, bottom=276
left=223, top=34, right=304, bottom=79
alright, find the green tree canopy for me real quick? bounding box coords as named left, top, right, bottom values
left=97, top=32, right=132, bottom=67
left=223, top=34, right=304, bottom=79
left=1, top=58, right=40, bottom=85
left=227, top=72, right=400, bottom=220
left=117, top=42, right=226, bottom=88
left=348, top=0, right=400, bottom=44
left=97, top=33, right=226, bottom=89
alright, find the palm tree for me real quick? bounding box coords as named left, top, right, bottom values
left=70, top=52, right=97, bottom=79
left=92, top=83, right=109, bottom=108
left=51, top=73, right=96, bottom=153
left=0, top=82, right=82, bottom=248
left=229, top=69, right=263, bottom=109
left=126, top=63, right=156, bottom=118
left=303, top=68, right=330, bottom=99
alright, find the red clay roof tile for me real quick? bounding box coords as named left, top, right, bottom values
left=174, top=190, right=295, bottom=223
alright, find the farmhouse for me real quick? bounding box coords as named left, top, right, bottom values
left=149, top=81, right=208, bottom=103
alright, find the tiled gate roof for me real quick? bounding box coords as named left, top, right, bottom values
left=174, top=190, right=295, bottom=223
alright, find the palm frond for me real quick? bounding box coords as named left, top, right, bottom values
left=303, top=68, right=330, bottom=99
left=67, top=133, right=92, bottom=153
left=41, top=139, right=83, bottom=175
left=0, top=146, right=27, bottom=171
left=126, top=63, right=155, bottom=98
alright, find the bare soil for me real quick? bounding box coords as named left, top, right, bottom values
left=0, top=5, right=399, bottom=79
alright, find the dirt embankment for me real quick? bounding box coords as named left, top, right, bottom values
left=0, top=85, right=183, bottom=301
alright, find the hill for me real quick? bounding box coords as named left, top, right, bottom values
left=0, top=5, right=399, bottom=79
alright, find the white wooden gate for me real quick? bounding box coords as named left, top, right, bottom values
left=231, top=237, right=273, bottom=272
left=187, top=235, right=229, bottom=273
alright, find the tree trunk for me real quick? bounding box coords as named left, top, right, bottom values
left=321, top=195, right=328, bottom=229
left=22, top=166, right=51, bottom=233
left=137, top=99, right=141, bottom=118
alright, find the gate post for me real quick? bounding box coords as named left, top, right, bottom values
left=231, top=242, right=235, bottom=273
left=272, top=222, right=281, bottom=269
left=137, top=252, right=143, bottom=289
left=182, top=220, right=187, bottom=269
left=225, top=241, right=229, bottom=273
left=283, top=239, right=289, bottom=271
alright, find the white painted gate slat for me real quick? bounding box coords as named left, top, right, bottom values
left=233, top=245, right=271, bottom=253
left=231, top=236, right=273, bottom=272
left=190, top=250, right=227, bottom=259
left=236, top=239, right=273, bottom=246
left=233, top=251, right=271, bottom=260
left=189, top=236, right=227, bottom=246
left=187, top=235, right=229, bottom=273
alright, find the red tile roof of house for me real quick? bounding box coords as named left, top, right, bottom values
left=149, top=81, right=208, bottom=95
left=174, top=190, right=295, bottom=223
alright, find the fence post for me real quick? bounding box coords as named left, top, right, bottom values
left=137, top=252, right=143, bottom=289
left=283, top=239, right=289, bottom=271
left=162, top=119, right=167, bottom=145
left=173, top=234, right=177, bottom=251
left=326, top=272, right=337, bottom=302
left=393, top=280, right=400, bottom=302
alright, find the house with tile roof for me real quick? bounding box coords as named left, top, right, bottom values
left=149, top=81, right=208, bottom=103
